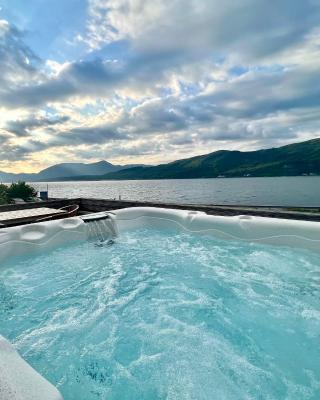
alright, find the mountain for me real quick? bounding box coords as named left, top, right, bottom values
left=0, top=161, right=143, bottom=182
left=0, top=171, right=36, bottom=183
left=58, top=138, right=320, bottom=181
left=37, top=161, right=119, bottom=180
left=1, top=138, right=319, bottom=182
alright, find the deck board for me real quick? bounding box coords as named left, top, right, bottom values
left=0, top=207, right=65, bottom=223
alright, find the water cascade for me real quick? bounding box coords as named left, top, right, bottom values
left=82, top=213, right=118, bottom=246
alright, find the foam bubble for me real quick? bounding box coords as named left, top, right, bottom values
left=0, top=227, right=319, bottom=399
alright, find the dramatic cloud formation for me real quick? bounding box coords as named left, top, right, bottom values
left=0, top=0, right=319, bottom=172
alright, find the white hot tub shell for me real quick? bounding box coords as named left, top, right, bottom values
left=0, top=207, right=320, bottom=400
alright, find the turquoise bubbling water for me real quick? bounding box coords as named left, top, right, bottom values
left=0, top=228, right=320, bottom=399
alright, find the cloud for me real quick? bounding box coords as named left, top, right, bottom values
left=1, top=2, right=320, bottom=171
left=52, top=122, right=127, bottom=146
left=0, top=142, right=34, bottom=162
left=0, top=45, right=193, bottom=108
left=5, top=61, right=320, bottom=158
left=0, top=19, right=41, bottom=92
left=5, top=115, right=70, bottom=137
left=0, top=20, right=39, bottom=73
left=85, top=0, right=320, bottom=61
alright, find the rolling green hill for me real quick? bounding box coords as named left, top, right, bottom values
left=65, top=138, right=320, bottom=181
left=0, top=161, right=144, bottom=182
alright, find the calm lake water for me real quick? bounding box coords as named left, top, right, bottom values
left=33, top=176, right=320, bottom=207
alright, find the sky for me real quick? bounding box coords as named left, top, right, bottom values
left=0, top=0, right=319, bottom=173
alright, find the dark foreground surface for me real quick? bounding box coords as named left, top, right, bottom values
left=1, top=198, right=320, bottom=222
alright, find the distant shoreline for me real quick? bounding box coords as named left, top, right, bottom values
left=30, top=174, right=320, bottom=184
left=2, top=174, right=319, bottom=184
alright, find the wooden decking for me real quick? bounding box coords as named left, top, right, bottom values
left=0, top=207, right=66, bottom=227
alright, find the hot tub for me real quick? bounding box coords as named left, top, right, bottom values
left=1, top=208, right=320, bottom=400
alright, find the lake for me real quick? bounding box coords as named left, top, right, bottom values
left=32, top=176, right=320, bottom=207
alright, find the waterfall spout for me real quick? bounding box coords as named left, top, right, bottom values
left=81, top=212, right=118, bottom=245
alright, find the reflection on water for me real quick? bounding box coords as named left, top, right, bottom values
left=33, top=176, right=320, bottom=206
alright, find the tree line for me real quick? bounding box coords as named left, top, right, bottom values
left=0, top=182, right=37, bottom=205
